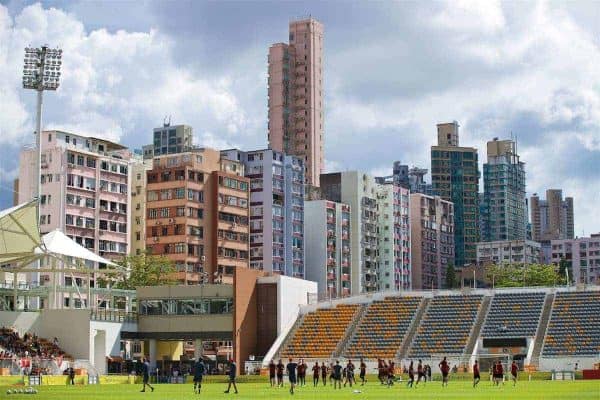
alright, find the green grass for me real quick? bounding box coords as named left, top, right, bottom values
left=2, top=379, right=599, bottom=400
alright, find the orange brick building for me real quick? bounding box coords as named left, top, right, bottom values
left=145, top=149, right=250, bottom=284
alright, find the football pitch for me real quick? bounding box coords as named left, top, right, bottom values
left=2, top=380, right=599, bottom=400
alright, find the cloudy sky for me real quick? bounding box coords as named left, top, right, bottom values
left=1, top=1, right=599, bottom=235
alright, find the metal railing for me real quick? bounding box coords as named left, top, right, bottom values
left=90, top=309, right=137, bottom=323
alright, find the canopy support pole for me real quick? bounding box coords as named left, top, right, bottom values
left=13, top=272, right=17, bottom=311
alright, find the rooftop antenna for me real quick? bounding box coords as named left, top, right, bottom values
left=163, top=115, right=171, bottom=128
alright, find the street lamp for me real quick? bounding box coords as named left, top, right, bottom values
left=22, top=45, right=62, bottom=201
left=22, top=45, right=62, bottom=310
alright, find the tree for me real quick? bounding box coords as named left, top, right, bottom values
left=98, top=252, right=176, bottom=290
left=558, top=258, right=572, bottom=285
left=445, top=263, right=457, bottom=289
left=485, top=263, right=560, bottom=288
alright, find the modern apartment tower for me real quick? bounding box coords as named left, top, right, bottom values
left=18, top=130, right=133, bottom=309
left=377, top=182, right=411, bottom=291
left=220, top=149, right=305, bottom=278
left=482, top=138, right=527, bottom=241
left=320, top=171, right=411, bottom=293
left=304, top=200, right=351, bottom=298
left=268, top=17, right=324, bottom=187
left=320, top=172, right=380, bottom=294
left=530, top=189, right=575, bottom=241
left=145, top=149, right=250, bottom=285
left=142, top=124, right=194, bottom=160
left=410, top=193, right=455, bottom=289
left=431, top=121, right=480, bottom=267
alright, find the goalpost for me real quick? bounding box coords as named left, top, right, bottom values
left=426, top=354, right=512, bottom=381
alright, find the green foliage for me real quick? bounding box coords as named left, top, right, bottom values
left=445, top=263, right=457, bottom=289
left=485, top=263, right=561, bottom=288
left=98, top=252, right=176, bottom=290
left=558, top=258, right=572, bottom=285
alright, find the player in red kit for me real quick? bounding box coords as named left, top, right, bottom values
left=320, top=362, right=327, bottom=387
left=510, top=360, right=518, bottom=386
left=439, top=357, right=450, bottom=387
left=276, top=359, right=285, bottom=388
left=312, top=362, right=320, bottom=387
left=493, top=360, right=504, bottom=386
left=269, top=360, right=276, bottom=387
left=473, top=360, right=480, bottom=388
left=359, top=358, right=367, bottom=386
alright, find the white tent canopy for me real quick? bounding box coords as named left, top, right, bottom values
left=37, top=230, right=118, bottom=267
left=0, top=200, right=41, bottom=266
left=0, top=201, right=121, bottom=272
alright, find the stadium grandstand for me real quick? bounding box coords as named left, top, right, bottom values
left=265, top=286, right=600, bottom=372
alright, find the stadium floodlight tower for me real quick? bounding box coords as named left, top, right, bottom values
left=22, top=45, right=62, bottom=309
left=22, top=45, right=62, bottom=200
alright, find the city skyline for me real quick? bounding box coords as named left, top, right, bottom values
left=1, top=2, right=599, bottom=237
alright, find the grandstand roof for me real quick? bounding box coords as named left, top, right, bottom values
left=0, top=200, right=41, bottom=266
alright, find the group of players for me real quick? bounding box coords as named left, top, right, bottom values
left=265, top=357, right=521, bottom=394
left=268, top=358, right=369, bottom=394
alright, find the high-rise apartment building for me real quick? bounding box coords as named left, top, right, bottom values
left=551, top=234, right=600, bottom=285
left=130, top=157, right=152, bottom=256
left=18, top=130, right=133, bottom=308
left=530, top=189, right=574, bottom=241
left=431, top=121, right=480, bottom=267
left=268, top=17, right=324, bottom=187
left=409, top=193, right=454, bottom=289
left=220, top=149, right=305, bottom=278
left=377, top=181, right=411, bottom=291
left=142, top=124, right=193, bottom=160
left=304, top=200, right=351, bottom=298
left=320, top=171, right=411, bottom=294
left=145, top=149, right=250, bottom=285
left=482, top=138, right=527, bottom=241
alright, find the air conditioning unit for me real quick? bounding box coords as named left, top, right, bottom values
left=168, top=218, right=175, bottom=224
left=153, top=237, right=159, bottom=242
left=201, top=255, right=206, bottom=262
left=156, top=221, right=162, bottom=225
left=232, top=223, right=237, bottom=229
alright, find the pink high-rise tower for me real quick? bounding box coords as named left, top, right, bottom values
left=268, top=17, right=324, bottom=188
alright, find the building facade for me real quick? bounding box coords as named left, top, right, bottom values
left=304, top=200, right=351, bottom=298
left=530, top=189, right=574, bottom=241
left=431, top=121, right=480, bottom=267
left=320, top=172, right=379, bottom=293
left=409, top=193, right=455, bottom=289
left=130, top=157, right=152, bottom=256
left=220, top=149, right=305, bottom=278
left=476, top=240, right=541, bottom=266
left=377, top=182, right=411, bottom=291
left=142, top=124, right=193, bottom=160
left=482, top=138, right=527, bottom=242
left=268, top=17, right=324, bottom=187
left=145, top=149, right=250, bottom=285
left=18, top=130, right=133, bottom=308
left=551, top=234, right=600, bottom=285
left=320, top=171, right=411, bottom=294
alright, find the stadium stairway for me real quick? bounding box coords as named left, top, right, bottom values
left=529, top=293, right=554, bottom=368
left=396, top=297, right=430, bottom=360
left=335, top=303, right=368, bottom=358
left=464, top=295, right=492, bottom=357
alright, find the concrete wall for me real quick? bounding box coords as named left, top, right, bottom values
left=276, top=275, right=317, bottom=336
left=539, top=357, right=598, bottom=372
left=37, top=309, right=91, bottom=360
